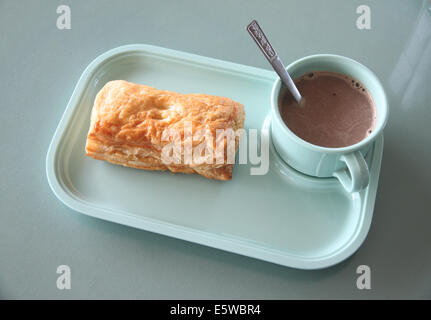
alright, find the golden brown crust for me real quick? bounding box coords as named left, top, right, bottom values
left=85, top=80, right=245, bottom=180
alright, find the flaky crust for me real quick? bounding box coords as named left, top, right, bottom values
left=85, top=80, right=245, bottom=180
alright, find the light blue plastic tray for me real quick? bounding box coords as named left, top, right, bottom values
left=46, top=44, right=383, bottom=269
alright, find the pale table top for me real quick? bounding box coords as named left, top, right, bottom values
left=0, top=0, right=430, bottom=299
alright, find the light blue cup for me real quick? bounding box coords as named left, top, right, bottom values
left=271, top=54, right=388, bottom=193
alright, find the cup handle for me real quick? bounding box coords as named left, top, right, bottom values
left=333, top=151, right=369, bottom=193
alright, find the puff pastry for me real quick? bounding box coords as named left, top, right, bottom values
left=85, top=80, right=245, bottom=180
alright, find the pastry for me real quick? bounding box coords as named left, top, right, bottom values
left=85, top=80, right=245, bottom=180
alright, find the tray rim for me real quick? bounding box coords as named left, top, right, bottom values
left=46, top=44, right=383, bottom=269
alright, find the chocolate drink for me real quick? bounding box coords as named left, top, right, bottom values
left=279, top=71, right=377, bottom=148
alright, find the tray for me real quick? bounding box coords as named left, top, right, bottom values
left=46, top=44, right=383, bottom=269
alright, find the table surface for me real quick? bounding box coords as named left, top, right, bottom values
left=1, top=0, right=430, bottom=299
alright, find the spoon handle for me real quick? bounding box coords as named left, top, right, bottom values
left=246, top=20, right=302, bottom=103
left=246, top=20, right=278, bottom=62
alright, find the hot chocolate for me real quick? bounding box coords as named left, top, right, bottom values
left=279, top=71, right=376, bottom=148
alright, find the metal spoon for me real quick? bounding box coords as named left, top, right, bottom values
left=246, top=20, right=302, bottom=103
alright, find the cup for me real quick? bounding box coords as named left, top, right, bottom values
left=270, top=54, right=388, bottom=192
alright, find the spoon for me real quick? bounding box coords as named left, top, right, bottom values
left=246, top=20, right=302, bottom=103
